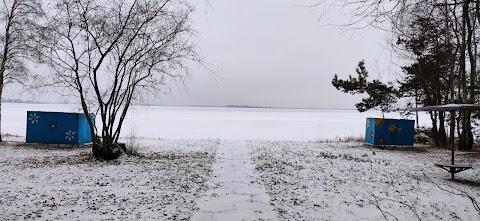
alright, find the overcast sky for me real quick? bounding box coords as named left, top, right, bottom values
left=158, top=0, right=396, bottom=109
left=5, top=0, right=396, bottom=109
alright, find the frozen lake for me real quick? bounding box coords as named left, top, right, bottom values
left=3, top=103, right=431, bottom=142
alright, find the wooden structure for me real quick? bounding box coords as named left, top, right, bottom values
left=26, top=111, right=95, bottom=145
left=365, top=118, right=415, bottom=146
left=410, top=104, right=479, bottom=179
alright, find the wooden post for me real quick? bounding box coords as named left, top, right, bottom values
left=450, top=110, right=455, bottom=165
left=450, top=110, right=455, bottom=179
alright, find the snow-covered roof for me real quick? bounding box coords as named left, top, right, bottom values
left=409, top=103, right=480, bottom=112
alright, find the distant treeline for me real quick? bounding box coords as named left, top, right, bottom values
left=1, top=98, right=38, bottom=103
left=226, top=105, right=273, bottom=109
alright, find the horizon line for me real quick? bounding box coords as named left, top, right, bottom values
left=2, top=100, right=358, bottom=111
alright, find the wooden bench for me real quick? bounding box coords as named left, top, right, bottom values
left=435, top=162, right=473, bottom=179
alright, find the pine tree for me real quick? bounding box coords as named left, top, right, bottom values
left=332, top=60, right=398, bottom=116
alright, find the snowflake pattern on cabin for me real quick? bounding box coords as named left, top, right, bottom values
left=28, top=113, right=40, bottom=124
left=65, top=130, right=76, bottom=141
left=48, top=121, right=58, bottom=131
left=26, top=111, right=94, bottom=145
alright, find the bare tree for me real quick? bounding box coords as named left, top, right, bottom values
left=40, top=0, right=200, bottom=160
left=0, top=0, right=43, bottom=142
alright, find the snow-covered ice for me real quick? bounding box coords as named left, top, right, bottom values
left=2, top=103, right=431, bottom=142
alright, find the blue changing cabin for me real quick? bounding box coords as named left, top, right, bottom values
left=365, top=118, right=415, bottom=146
left=26, top=111, right=95, bottom=145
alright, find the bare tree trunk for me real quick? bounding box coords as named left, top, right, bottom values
left=459, top=0, right=475, bottom=151
left=415, top=90, right=419, bottom=128
left=439, top=111, right=447, bottom=146
left=0, top=83, right=2, bottom=142
left=430, top=111, right=439, bottom=146
left=458, top=1, right=470, bottom=150
left=0, top=51, right=4, bottom=142
left=0, top=1, right=15, bottom=142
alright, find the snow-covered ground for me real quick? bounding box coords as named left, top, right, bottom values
left=2, top=138, right=479, bottom=220
left=0, top=138, right=219, bottom=220
left=250, top=141, right=480, bottom=220
left=1, top=103, right=479, bottom=220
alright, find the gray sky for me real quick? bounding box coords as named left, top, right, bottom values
left=160, top=0, right=394, bottom=109
left=4, top=0, right=395, bottom=109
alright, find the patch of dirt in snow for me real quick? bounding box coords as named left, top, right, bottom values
left=2, top=133, right=25, bottom=142
left=249, top=141, right=480, bottom=221
left=0, top=139, right=219, bottom=221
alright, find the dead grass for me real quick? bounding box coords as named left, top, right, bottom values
left=3, top=133, right=21, bottom=138
left=10, top=141, right=92, bottom=150
left=315, top=136, right=365, bottom=143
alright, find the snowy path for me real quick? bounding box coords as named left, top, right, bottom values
left=191, top=140, right=277, bottom=221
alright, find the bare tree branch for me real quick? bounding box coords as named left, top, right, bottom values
left=422, top=170, right=480, bottom=214
left=42, top=0, right=202, bottom=160
left=0, top=0, right=44, bottom=141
